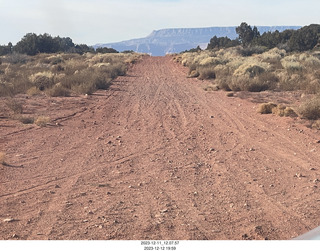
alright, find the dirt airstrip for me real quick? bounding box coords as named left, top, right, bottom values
left=1, top=56, right=320, bottom=240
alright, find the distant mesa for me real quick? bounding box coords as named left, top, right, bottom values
left=94, top=26, right=301, bottom=56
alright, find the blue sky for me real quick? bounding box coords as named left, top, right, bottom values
left=1, top=0, right=320, bottom=45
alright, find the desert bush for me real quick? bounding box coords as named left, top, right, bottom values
left=45, top=84, right=70, bottom=97
left=257, top=103, right=277, bottom=114
left=199, top=56, right=225, bottom=66
left=278, top=73, right=306, bottom=91
left=297, top=96, right=320, bottom=120
left=5, top=99, right=23, bottom=114
left=305, top=79, right=320, bottom=94
left=215, top=78, right=232, bottom=91
left=26, top=86, right=42, bottom=96
left=29, top=71, right=55, bottom=90
left=3, top=53, right=29, bottom=64
left=197, top=66, right=216, bottom=80
left=0, top=83, right=14, bottom=97
left=92, top=74, right=112, bottom=90
left=261, top=48, right=286, bottom=61
left=237, top=46, right=268, bottom=57
left=281, top=55, right=304, bottom=73
left=34, top=116, right=50, bottom=127
left=71, top=82, right=96, bottom=95
left=229, top=75, right=249, bottom=91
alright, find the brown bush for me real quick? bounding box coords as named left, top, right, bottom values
left=26, top=86, right=42, bottom=96
left=45, top=84, right=70, bottom=97
left=283, top=107, right=298, bottom=117
left=297, top=96, right=320, bottom=120
left=198, top=66, right=216, bottom=80
left=257, top=103, right=277, bottom=114
left=5, top=99, right=23, bottom=114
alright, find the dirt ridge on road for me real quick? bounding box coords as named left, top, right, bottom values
left=1, top=56, right=320, bottom=240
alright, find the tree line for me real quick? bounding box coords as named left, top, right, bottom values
left=207, top=22, right=320, bottom=52
left=0, top=33, right=118, bottom=56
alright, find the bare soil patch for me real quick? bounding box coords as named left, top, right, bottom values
left=1, top=56, right=320, bottom=240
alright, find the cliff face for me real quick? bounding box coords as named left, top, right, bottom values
left=95, top=26, right=300, bottom=56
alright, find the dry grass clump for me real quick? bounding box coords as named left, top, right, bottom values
left=203, top=84, right=219, bottom=91
left=34, top=116, right=50, bottom=127
left=0, top=152, right=6, bottom=165
left=257, top=103, right=297, bottom=117
left=271, top=104, right=297, bottom=117
left=257, top=103, right=277, bottom=114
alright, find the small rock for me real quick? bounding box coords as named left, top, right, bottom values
left=210, top=115, right=214, bottom=118
left=313, top=179, right=320, bottom=183
left=55, top=185, right=61, bottom=188
left=310, top=168, right=316, bottom=171
left=12, top=234, right=18, bottom=238
left=88, top=211, right=94, bottom=215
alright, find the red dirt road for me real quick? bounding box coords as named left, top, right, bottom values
left=1, top=56, right=320, bottom=240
